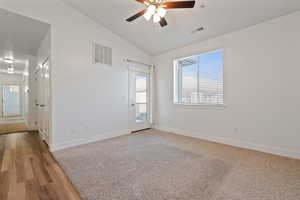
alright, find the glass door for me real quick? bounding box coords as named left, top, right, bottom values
left=136, top=74, right=148, bottom=123
left=129, top=71, right=151, bottom=132
left=2, top=85, right=21, bottom=117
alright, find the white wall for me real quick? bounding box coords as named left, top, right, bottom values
left=0, top=0, right=151, bottom=150
left=26, top=58, right=38, bottom=130
left=37, top=28, right=51, bottom=65
left=0, top=73, right=23, bottom=85
left=153, top=11, right=300, bottom=159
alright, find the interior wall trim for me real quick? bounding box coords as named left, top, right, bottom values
left=154, top=126, right=300, bottom=160
left=51, top=129, right=131, bottom=152
left=0, top=119, right=25, bottom=125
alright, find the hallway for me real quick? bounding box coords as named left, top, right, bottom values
left=0, top=132, right=81, bottom=200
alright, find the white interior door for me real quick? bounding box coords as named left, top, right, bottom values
left=129, top=70, right=151, bottom=132
left=38, top=59, right=50, bottom=143
left=1, top=85, right=21, bottom=118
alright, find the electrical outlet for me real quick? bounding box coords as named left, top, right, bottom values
left=234, top=128, right=239, bottom=133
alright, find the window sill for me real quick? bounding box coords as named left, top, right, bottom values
left=173, top=103, right=226, bottom=110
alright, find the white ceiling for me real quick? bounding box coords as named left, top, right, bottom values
left=62, top=0, right=300, bottom=55
left=0, top=8, right=50, bottom=74
left=0, top=49, right=28, bottom=73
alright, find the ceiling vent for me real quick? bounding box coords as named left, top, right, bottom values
left=93, top=43, right=112, bottom=66
left=191, top=27, right=204, bottom=34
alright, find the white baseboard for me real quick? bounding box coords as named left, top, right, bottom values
left=155, top=126, right=300, bottom=160
left=51, top=129, right=131, bottom=152
left=0, top=119, right=25, bottom=125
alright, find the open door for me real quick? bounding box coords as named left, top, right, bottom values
left=129, top=68, right=151, bottom=132
left=38, top=58, right=50, bottom=144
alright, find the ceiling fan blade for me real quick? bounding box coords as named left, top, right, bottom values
left=135, top=0, right=146, bottom=3
left=126, top=9, right=147, bottom=22
left=159, top=17, right=168, bottom=27
left=163, top=1, right=195, bottom=9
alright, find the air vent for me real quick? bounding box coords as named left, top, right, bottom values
left=191, top=27, right=204, bottom=34
left=93, top=43, right=112, bottom=65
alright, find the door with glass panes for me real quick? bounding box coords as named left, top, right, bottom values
left=0, top=85, right=21, bottom=118
left=129, top=71, right=151, bottom=132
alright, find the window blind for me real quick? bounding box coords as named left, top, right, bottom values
left=174, top=50, right=224, bottom=105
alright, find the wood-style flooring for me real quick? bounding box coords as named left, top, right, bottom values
left=0, top=123, right=28, bottom=135
left=0, top=132, right=82, bottom=200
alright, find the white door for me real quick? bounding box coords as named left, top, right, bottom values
left=38, top=59, right=50, bottom=143
left=0, top=85, right=21, bottom=118
left=129, top=70, right=151, bottom=132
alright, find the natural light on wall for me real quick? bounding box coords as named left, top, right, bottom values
left=173, top=50, right=224, bottom=105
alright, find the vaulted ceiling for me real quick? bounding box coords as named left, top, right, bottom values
left=63, top=0, right=300, bottom=55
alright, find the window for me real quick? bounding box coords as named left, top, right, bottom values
left=135, top=74, right=147, bottom=122
left=174, top=50, right=224, bottom=105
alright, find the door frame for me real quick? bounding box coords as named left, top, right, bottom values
left=37, top=56, right=51, bottom=145
left=128, top=64, right=153, bottom=132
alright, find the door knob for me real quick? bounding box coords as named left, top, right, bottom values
left=40, top=104, right=45, bottom=107
left=131, top=104, right=135, bottom=106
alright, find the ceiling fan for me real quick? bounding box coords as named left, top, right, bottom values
left=126, top=0, right=196, bottom=27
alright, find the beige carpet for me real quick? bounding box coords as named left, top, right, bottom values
left=0, top=123, right=28, bottom=135
left=54, top=129, right=300, bottom=200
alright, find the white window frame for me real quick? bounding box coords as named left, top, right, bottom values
left=173, top=49, right=225, bottom=108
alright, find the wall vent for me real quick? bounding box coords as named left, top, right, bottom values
left=93, top=43, right=112, bottom=66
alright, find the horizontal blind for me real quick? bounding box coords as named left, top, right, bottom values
left=175, top=50, right=224, bottom=105
left=198, top=78, right=224, bottom=105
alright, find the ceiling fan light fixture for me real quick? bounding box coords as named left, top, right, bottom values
left=144, top=4, right=156, bottom=21
left=144, top=11, right=152, bottom=21
left=7, top=66, right=14, bottom=74
left=127, top=0, right=196, bottom=27
left=153, top=13, right=161, bottom=23
left=147, top=4, right=156, bottom=15
left=157, top=7, right=166, bottom=17
left=3, top=58, right=14, bottom=64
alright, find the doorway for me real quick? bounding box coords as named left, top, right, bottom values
left=129, top=68, right=151, bottom=132
left=0, top=85, right=21, bottom=118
